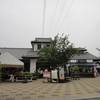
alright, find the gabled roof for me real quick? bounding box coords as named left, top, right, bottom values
left=22, top=51, right=38, bottom=58
left=0, top=48, right=33, bottom=59
left=0, top=47, right=98, bottom=61
left=31, top=38, right=52, bottom=43
left=0, top=52, right=24, bottom=68
left=71, top=52, right=97, bottom=60
left=76, top=48, right=87, bottom=51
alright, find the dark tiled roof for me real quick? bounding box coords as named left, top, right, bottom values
left=75, top=47, right=87, bottom=51
left=0, top=47, right=98, bottom=60
left=31, top=38, right=52, bottom=43
left=22, top=51, right=38, bottom=58
left=0, top=48, right=33, bottom=59
left=71, top=52, right=97, bottom=60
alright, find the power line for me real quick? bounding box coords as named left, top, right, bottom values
left=46, top=0, right=55, bottom=37
left=57, top=0, right=74, bottom=34
left=49, top=0, right=59, bottom=35
left=42, top=0, right=46, bottom=37
left=51, top=0, right=68, bottom=37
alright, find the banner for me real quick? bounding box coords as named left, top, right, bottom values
left=59, top=66, right=64, bottom=79
left=51, top=70, right=58, bottom=79
left=43, top=72, right=50, bottom=77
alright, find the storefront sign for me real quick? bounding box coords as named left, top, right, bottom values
left=51, top=70, right=58, bottom=79
left=77, top=59, right=86, bottom=63
left=94, top=69, right=97, bottom=73
left=59, top=66, right=64, bottom=79
left=43, top=72, right=50, bottom=77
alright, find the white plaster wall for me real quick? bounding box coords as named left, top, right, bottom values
left=30, top=59, right=37, bottom=73
left=70, top=60, right=76, bottom=63
left=96, top=64, right=100, bottom=68
left=34, top=44, right=37, bottom=51
left=66, top=64, right=70, bottom=74
left=87, top=60, right=93, bottom=62
left=41, top=44, right=44, bottom=48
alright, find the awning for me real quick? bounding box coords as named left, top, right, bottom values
left=71, top=63, right=96, bottom=66
left=0, top=52, right=24, bottom=68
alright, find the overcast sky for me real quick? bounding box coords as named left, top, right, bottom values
left=0, top=0, right=100, bottom=57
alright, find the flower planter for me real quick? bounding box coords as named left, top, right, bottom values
left=22, top=79, right=28, bottom=83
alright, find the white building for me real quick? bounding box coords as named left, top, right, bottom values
left=0, top=38, right=99, bottom=77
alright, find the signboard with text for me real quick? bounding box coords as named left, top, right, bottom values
left=59, top=66, right=64, bottom=79
left=43, top=72, right=50, bottom=78
left=77, top=59, right=86, bottom=63
left=51, top=70, right=58, bottom=79
left=51, top=70, right=58, bottom=82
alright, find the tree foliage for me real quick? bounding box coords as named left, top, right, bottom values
left=37, top=34, right=76, bottom=68
left=71, top=66, right=79, bottom=70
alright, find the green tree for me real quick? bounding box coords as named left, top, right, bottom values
left=0, top=62, right=2, bottom=83
left=37, top=34, right=76, bottom=69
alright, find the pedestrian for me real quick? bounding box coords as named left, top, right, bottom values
left=44, top=68, right=48, bottom=72
left=10, top=69, right=16, bottom=82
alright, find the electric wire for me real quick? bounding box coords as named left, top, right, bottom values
left=49, top=0, right=59, bottom=35
left=56, top=0, right=74, bottom=35
left=46, top=0, right=55, bottom=37
left=42, top=0, right=46, bottom=37
left=51, top=0, right=68, bottom=37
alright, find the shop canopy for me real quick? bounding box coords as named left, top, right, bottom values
left=71, top=63, right=96, bottom=66
left=0, top=52, right=24, bottom=68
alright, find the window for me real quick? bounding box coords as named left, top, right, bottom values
left=46, top=45, right=50, bottom=47
left=37, top=44, right=41, bottom=49
left=79, top=66, right=93, bottom=73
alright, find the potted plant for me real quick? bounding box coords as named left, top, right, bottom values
left=32, top=71, right=38, bottom=80
left=23, top=78, right=28, bottom=83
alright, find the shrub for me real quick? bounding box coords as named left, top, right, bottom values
left=24, top=71, right=31, bottom=75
